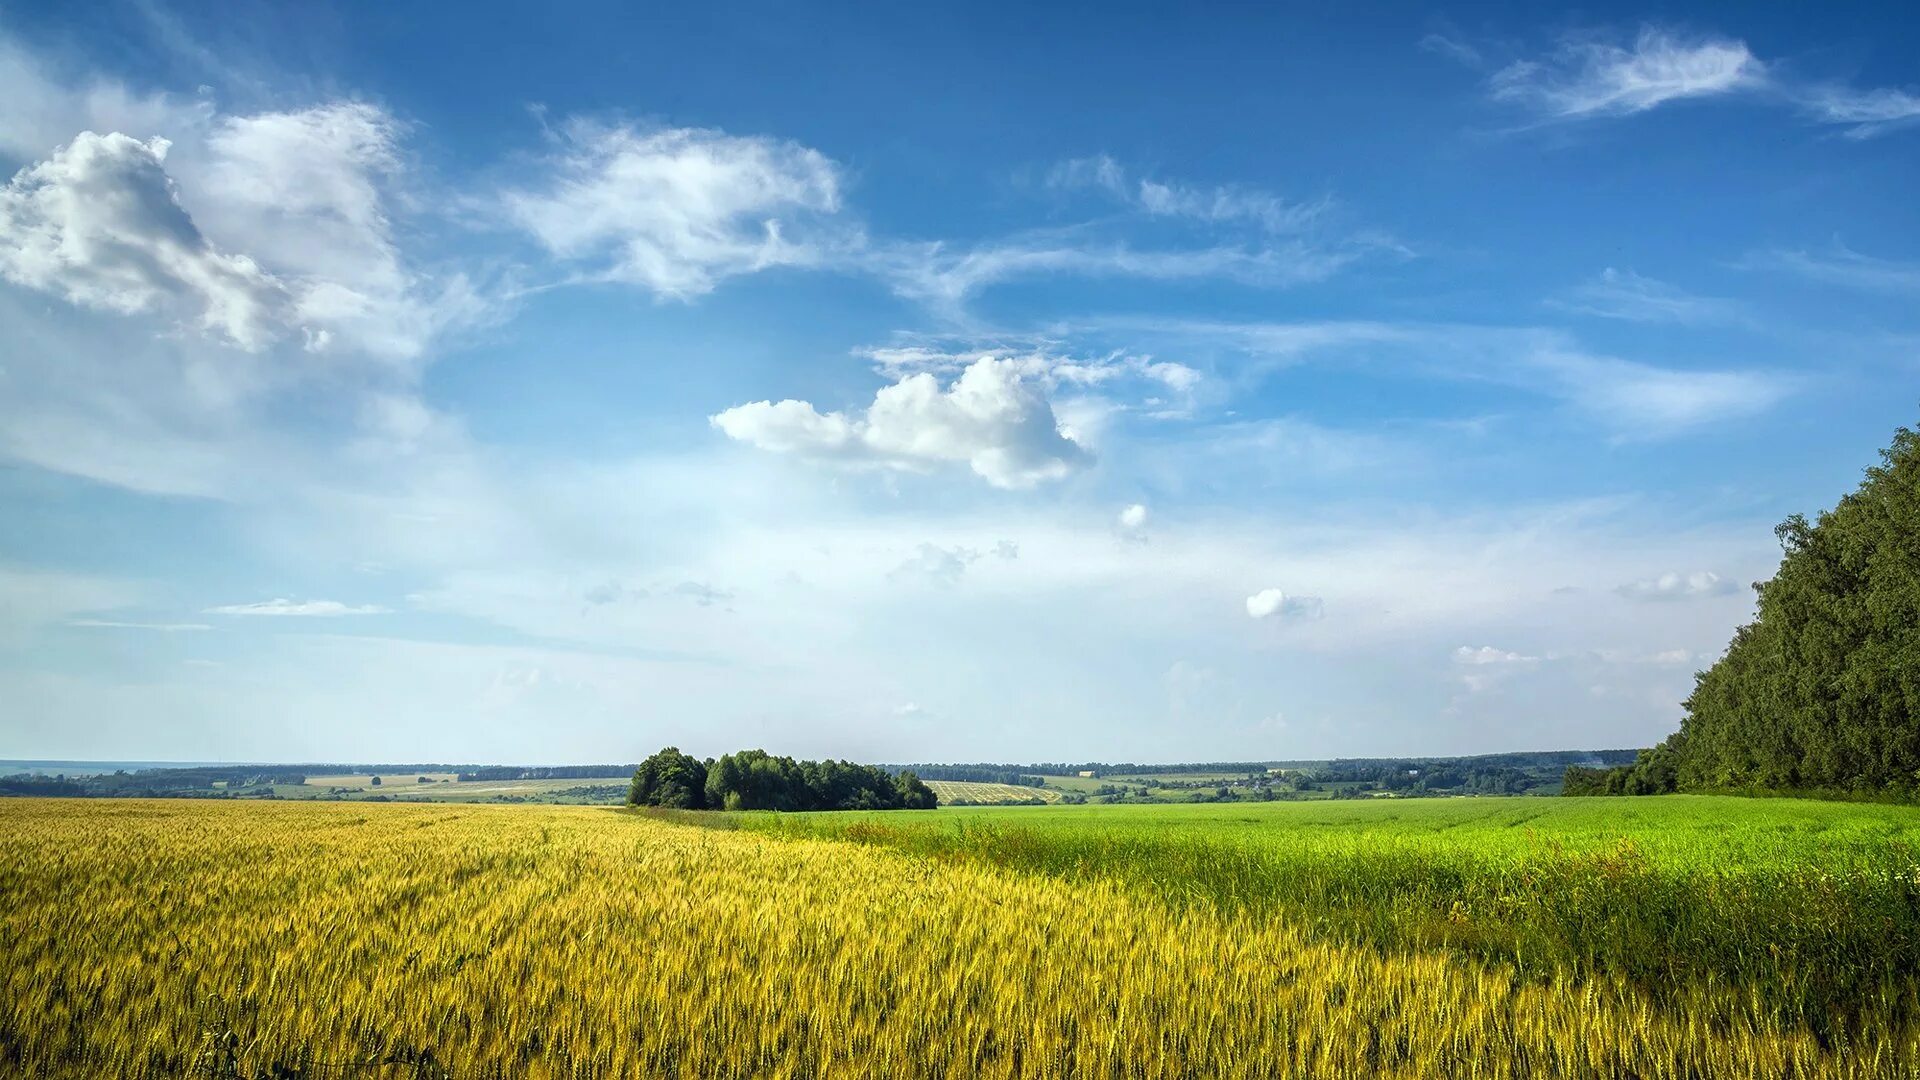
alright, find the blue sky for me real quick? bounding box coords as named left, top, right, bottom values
left=0, top=1, right=1915, bottom=763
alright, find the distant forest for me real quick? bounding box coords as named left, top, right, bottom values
left=1571, top=422, right=1920, bottom=800
left=4, top=749, right=1644, bottom=802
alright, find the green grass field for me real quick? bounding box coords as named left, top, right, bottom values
left=738, top=794, right=1920, bottom=1039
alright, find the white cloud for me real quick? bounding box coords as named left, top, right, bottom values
left=1742, top=245, right=1920, bottom=295
left=188, top=102, right=482, bottom=362
left=1419, top=33, right=1484, bottom=68
left=877, top=237, right=1363, bottom=316
left=203, top=598, right=392, bottom=616
left=713, top=356, right=1091, bottom=488
left=866, top=344, right=1204, bottom=420
left=0, top=92, right=484, bottom=366
left=890, top=544, right=979, bottom=586
left=1048, top=155, right=1330, bottom=233
left=502, top=119, right=844, bottom=299
left=67, top=619, right=212, bottom=631
left=1490, top=28, right=1764, bottom=118
left=0, top=131, right=294, bottom=350
left=1488, top=25, right=1920, bottom=138
left=1797, top=84, right=1920, bottom=139
left=0, top=566, right=147, bottom=648
left=1113, top=317, right=1790, bottom=436
left=1548, top=268, right=1750, bottom=326
left=1245, top=588, right=1323, bottom=620
left=1118, top=503, right=1150, bottom=530
left=1616, top=571, right=1741, bottom=601
left=0, top=33, right=211, bottom=162
left=1532, top=349, right=1792, bottom=434
left=1453, top=645, right=1538, bottom=665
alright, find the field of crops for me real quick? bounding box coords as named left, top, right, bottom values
left=750, top=796, right=1920, bottom=1043
left=923, top=779, right=1060, bottom=804
left=5, top=797, right=1919, bottom=1078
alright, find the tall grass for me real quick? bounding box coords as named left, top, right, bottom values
left=6, top=798, right=1917, bottom=1077
left=742, top=797, right=1920, bottom=1039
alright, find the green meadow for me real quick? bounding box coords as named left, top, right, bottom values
left=728, top=795, right=1920, bottom=1041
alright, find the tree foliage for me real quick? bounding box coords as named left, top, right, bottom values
left=629, top=747, right=710, bottom=809
left=1574, top=423, right=1920, bottom=799
left=627, top=747, right=937, bottom=811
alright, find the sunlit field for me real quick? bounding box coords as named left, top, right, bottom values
left=923, top=779, right=1061, bottom=804
left=5, top=798, right=1919, bottom=1078
left=750, top=795, right=1920, bottom=1045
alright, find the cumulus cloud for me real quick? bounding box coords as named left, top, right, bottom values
left=713, top=356, right=1091, bottom=488
left=1616, top=571, right=1741, bottom=601
left=203, top=598, right=392, bottom=616
left=1245, top=588, right=1324, bottom=620
left=866, top=344, right=1204, bottom=419
left=0, top=131, right=293, bottom=350
left=502, top=119, right=844, bottom=299
left=1118, top=503, right=1150, bottom=530
left=0, top=98, right=483, bottom=363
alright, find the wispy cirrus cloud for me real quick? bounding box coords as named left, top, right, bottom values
left=1490, top=27, right=1765, bottom=119
left=1048, top=154, right=1332, bottom=234
left=1739, top=244, right=1920, bottom=294
left=1796, top=85, right=1920, bottom=140
left=1531, top=350, right=1792, bottom=435
left=499, top=118, right=849, bottom=300
left=67, top=619, right=213, bottom=631
left=203, top=599, right=392, bottom=616
left=871, top=233, right=1369, bottom=319
left=1085, top=317, right=1793, bottom=437
left=1483, top=25, right=1920, bottom=138
left=1547, top=268, right=1752, bottom=327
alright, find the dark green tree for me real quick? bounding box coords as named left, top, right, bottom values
left=700, top=749, right=939, bottom=810
left=1577, top=422, right=1920, bottom=799
left=628, top=747, right=710, bottom=809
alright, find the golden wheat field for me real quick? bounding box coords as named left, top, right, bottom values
left=2, top=798, right=1916, bottom=1079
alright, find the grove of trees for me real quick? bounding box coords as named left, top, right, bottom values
left=628, top=747, right=938, bottom=811
left=1571, top=422, right=1920, bottom=799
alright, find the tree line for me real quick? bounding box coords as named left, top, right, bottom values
left=1570, top=422, right=1920, bottom=800
left=879, top=764, right=1044, bottom=787
left=629, top=747, right=938, bottom=811
left=457, top=765, right=637, bottom=782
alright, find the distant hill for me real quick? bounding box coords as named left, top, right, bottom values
left=1571, top=422, right=1920, bottom=800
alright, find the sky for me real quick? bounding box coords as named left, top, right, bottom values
left=0, top=1, right=1915, bottom=765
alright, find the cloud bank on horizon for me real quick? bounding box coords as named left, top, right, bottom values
left=0, top=2, right=1914, bottom=764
